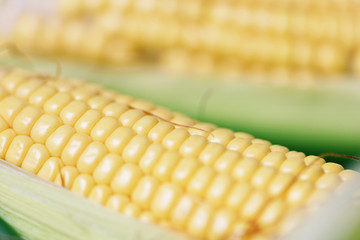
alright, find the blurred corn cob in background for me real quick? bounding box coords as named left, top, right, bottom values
left=6, top=0, right=360, bottom=85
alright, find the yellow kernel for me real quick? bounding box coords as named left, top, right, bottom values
left=106, top=194, right=130, bottom=212
left=61, top=133, right=91, bottom=166
left=185, top=203, right=214, bottom=238
left=179, top=135, right=207, bottom=157
left=261, top=151, right=286, bottom=168
left=270, top=145, right=289, bottom=153
left=30, top=113, right=62, bottom=144
left=77, top=141, right=107, bottom=173
left=240, top=190, right=269, bottom=220
left=170, top=195, right=198, bottom=229
left=74, top=109, right=103, bottom=135
left=280, top=158, right=305, bottom=175
left=93, top=153, right=123, bottom=184
left=0, top=129, right=16, bottom=159
left=91, top=116, right=119, bottom=142
left=243, top=143, right=270, bottom=159
left=258, top=199, right=285, bottom=227
left=49, top=80, right=74, bottom=93
left=171, top=157, right=199, bottom=187
left=102, top=102, right=129, bottom=118
left=226, top=182, right=252, bottom=210
left=316, top=173, right=342, bottom=190
left=0, top=70, right=27, bottom=93
left=306, top=189, right=331, bottom=206
left=0, top=116, right=9, bottom=133
left=6, top=135, right=33, bottom=166
left=115, top=95, right=134, bottom=104
left=46, top=125, right=75, bottom=157
left=138, top=143, right=166, bottom=174
left=60, top=100, right=89, bottom=126
left=105, top=127, right=136, bottom=154
left=0, top=96, right=26, bottom=125
left=139, top=212, right=157, bottom=224
left=287, top=181, right=313, bottom=206
left=171, top=113, right=196, bottom=126
left=227, top=138, right=251, bottom=152
left=207, top=209, right=236, bottom=240
left=13, top=106, right=43, bottom=135
left=322, top=162, right=344, bottom=174
left=286, top=151, right=305, bottom=159
left=29, top=85, right=57, bottom=107
left=15, top=78, right=44, bottom=100
left=199, top=142, right=226, bottom=166
left=122, top=135, right=151, bottom=163
left=130, top=100, right=155, bottom=112
left=209, top=128, right=234, bottom=145
left=214, top=150, right=240, bottom=173
left=88, top=185, right=112, bottom=205
left=299, top=164, right=324, bottom=181
left=0, top=86, right=9, bottom=102
left=148, top=121, right=175, bottom=143
left=251, top=166, right=277, bottom=189
left=339, top=169, right=360, bottom=182
left=37, top=157, right=63, bottom=182
left=187, top=166, right=216, bottom=197
left=162, top=128, right=190, bottom=151
left=150, top=107, right=173, bottom=120
left=151, top=183, right=183, bottom=219
left=268, top=173, right=295, bottom=197
left=61, top=166, right=79, bottom=189
left=122, top=202, right=141, bottom=218
left=43, top=92, right=72, bottom=115
left=71, top=174, right=95, bottom=197
left=87, top=96, right=112, bottom=110
left=111, top=163, right=142, bottom=195
left=234, top=132, right=254, bottom=140
left=21, top=144, right=49, bottom=173
left=120, top=109, right=146, bottom=127
left=206, top=174, right=233, bottom=207
left=131, top=176, right=160, bottom=209
left=232, top=157, right=260, bottom=181
left=71, top=87, right=98, bottom=101
left=304, top=155, right=325, bottom=166
left=152, top=151, right=180, bottom=181
left=133, top=115, right=159, bottom=136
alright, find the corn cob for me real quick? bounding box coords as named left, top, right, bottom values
left=0, top=67, right=358, bottom=239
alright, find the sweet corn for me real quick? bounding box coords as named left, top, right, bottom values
left=0, top=67, right=359, bottom=240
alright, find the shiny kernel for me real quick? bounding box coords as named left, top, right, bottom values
left=29, top=85, right=57, bottom=107
left=209, top=128, right=234, bottom=145
left=77, top=141, right=107, bottom=173
left=60, top=100, right=89, bottom=126
left=93, top=153, right=123, bottom=184
left=0, top=86, right=8, bottom=103
left=31, top=114, right=62, bottom=144
left=240, top=190, right=269, bottom=220
left=88, top=185, right=112, bottom=205
left=71, top=87, right=98, bottom=101
left=304, top=156, right=325, bottom=166
left=287, top=181, right=313, bottom=206
left=151, top=183, right=183, bottom=219
left=37, top=157, right=63, bottom=182
left=214, top=150, right=240, bottom=173
left=21, top=144, right=49, bottom=173
left=114, top=94, right=134, bottom=104
left=61, top=166, right=79, bottom=189
left=207, top=209, right=236, bottom=240
left=232, top=157, right=260, bottom=181
left=206, top=174, right=233, bottom=207
left=6, top=135, right=33, bottom=166
left=186, top=203, right=214, bottom=238
left=0, top=70, right=27, bottom=93
left=198, top=142, right=227, bottom=167
left=13, top=106, right=42, bottom=135
left=152, top=151, right=180, bottom=181
left=102, top=102, right=129, bottom=118
left=171, top=157, right=199, bottom=187
left=61, top=133, right=91, bottom=166
left=111, top=163, right=142, bottom=195
left=268, top=173, right=295, bottom=196
left=243, top=143, right=270, bottom=159
left=132, top=116, right=159, bottom=136
left=170, top=195, right=199, bottom=229
left=91, top=116, right=119, bottom=142
left=251, top=166, right=277, bottom=189
left=179, top=135, right=207, bottom=158
left=261, top=151, right=286, bottom=168
left=280, top=158, right=305, bottom=175
left=171, top=113, right=196, bottom=126
left=87, top=96, right=112, bottom=110
left=234, top=132, right=254, bottom=140
left=0, top=116, right=8, bottom=132
left=270, top=145, right=289, bottom=153
left=122, top=203, right=141, bottom=218
left=43, top=92, right=72, bottom=115
left=339, top=169, right=360, bottom=182
left=226, top=182, right=252, bottom=210
left=258, top=199, right=285, bottom=227
left=227, top=138, right=251, bottom=152
left=71, top=174, right=95, bottom=197
left=105, top=127, right=136, bottom=154
left=46, top=125, right=75, bottom=157
left=162, top=128, right=190, bottom=151
left=286, top=151, right=306, bottom=159
left=0, top=96, right=26, bottom=125
left=187, top=166, right=216, bottom=197
left=49, top=80, right=74, bottom=92
left=15, top=78, right=44, bottom=99
left=122, top=135, right=151, bottom=163
left=119, top=109, right=145, bottom=127
left=0, top=129, right=16, bottom=158
left=131, top=176, right=160, bottom=209
left=139, top=143, right=166, bottom=174
left=139, top=212, right=157, bottom=223
left=150, top=107, right=173, bottom=120
left=74, top=109, right=103, bottom=135
left=299, top=164, right=324, bottom=181
left=148, top=121, right=175, bottom=143
left=252, top=139, right=272, bottom=146
left=322, top=162, right=344, bottom=174
left=316, top=173, right=342, bottom=190
left=106, top=194, right=130, bottom=212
